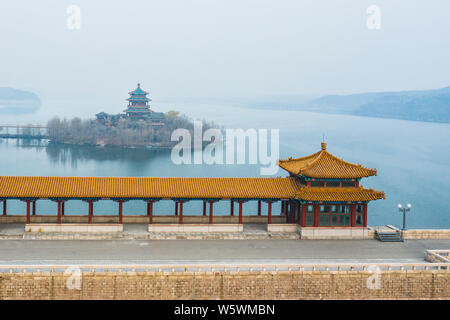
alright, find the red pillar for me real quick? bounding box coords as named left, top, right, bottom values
left=301, top=204, right=307, bottom=227
left=355, top=180, right=359, bottom=187
left=350, top=204, right=356, bottom=227
left=3, top=200, right=6, bottom=216
left=57, top=200, right=61, bottom=224
left=363, top=203, right=368, bottom=227
left=238, top=201, right=243, bottom=224
left=148, top=201, right=153, bottom=224
left=313, top=204, right=319, bottom=227
left=179, top=201, right=183, bottom=224
left=296, top=202, right=300, bottom=224
left=118, top=201, right=123, bottom=224
left=209, top=201, right=213, bottom=224
left=257, top=200, right=261, bottom=216
left=230, top=200, right=234, bottom=216
left=268, top=201, right=272, bottom=224
left=26, top=200, right=30, bottom=224
left=88, top=201, right=93, bottom=224
left=61, top=202, right=65, bottom=216
left=175, top=201, right=178, bottom=216
left=32, top=200, right=36, bottom=216
left=203, top=201, right=206, bottom=216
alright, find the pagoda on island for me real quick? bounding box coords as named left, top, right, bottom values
left=278, top=141, right=385, bottom=234
left=124, top=83, right=165, bottom=124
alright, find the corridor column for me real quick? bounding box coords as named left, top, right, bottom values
left=3, top=200, right=6, bottom=216
left=267, top=201, right=272, bottom=224
left=238, top=201, right=243, bottom=224
left=88, top=201, right=93, bottom=224
left=230, top=200, right=234, bottom=216
left=257, top=200, right=261, bottom=216
left=32, top=200, right=36, bottom=216
left=26, top=200, right=30, bottom=224
left=148, top=201, right=153, bottom=224
left=209, top=201, right=214, bottom=224
left=179, top=201, right=184, bottom=224
left=118, top=200, right=123, bottom=224
left=57, top=200, right=62, bottom=224
left=203, top=201, right=206, bottom=216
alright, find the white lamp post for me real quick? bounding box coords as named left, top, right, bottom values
left=398, top=203, right=412, bottom=230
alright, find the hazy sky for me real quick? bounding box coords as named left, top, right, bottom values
left=0, top=0, right=449, bottom=102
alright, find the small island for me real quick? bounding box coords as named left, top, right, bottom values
left=47, top=83, right=216, bottom=148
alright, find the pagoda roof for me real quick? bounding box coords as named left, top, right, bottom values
left=128, top=83, right=149, bottom=95
left=295, top=186, right=385, bottom=202
left=278, top=142, right=377, bottom=179
left=126, top=96, right=150, bottom=101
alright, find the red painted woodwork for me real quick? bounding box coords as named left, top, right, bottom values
left=148, top=201, right=153, bottom=224
left=238, top=201, right=243, bottom=224
left=268, top=201, right=272, bottom=224
left=230, top=200, right=234, bottom=216
left=57, top=200, right=61, bottom=224
left=209, top=201, right=214, bottom=224
left=313, top=204, right=319, bottom=227
left=26, top=200, right=30, bottom=224
left=301, top=204, right=306, bottom=227
left=175, top=201, right=178, bottom=216
left=350, top=204, right=356, bottom=227
left=32, top=200, right=36, bottom=216
left=119, top=201, right=123, bottom=224
left=203, top=201, right=206, bottom=216
left=2, top=200, right=6, bottom=216
left=88, top=201, right=93, bottom=224
left=179, top=201, right=183, bottom=224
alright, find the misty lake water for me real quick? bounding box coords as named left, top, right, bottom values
left=1, top=99, right=449, bottom=228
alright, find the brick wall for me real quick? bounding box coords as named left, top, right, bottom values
left=1, top=270, right=449, bottom=300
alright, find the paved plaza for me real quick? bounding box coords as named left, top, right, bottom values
left=0, top=238, right=449, bottom=266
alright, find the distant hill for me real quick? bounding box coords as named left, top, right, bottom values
left=246, top=86, right=450, bottom=123
left=307, top=86, right=450, bottom=123
left=0, top=87, right=41, bottom=114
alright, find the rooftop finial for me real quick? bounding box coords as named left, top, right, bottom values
left=321, top=141, right=327, bottom=150
left=137, top=83, right=140, bottom=88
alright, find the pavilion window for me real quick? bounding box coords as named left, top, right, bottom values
left=342, top=181, right=356, bottom=187
left=318, top=204, right=351, bottom=227
left=355, top=205, right=363, bottom=226
left=305, top=205, right=314, bottom=226
left=327, top=181, right=340, bottom=187
left=311, top=181, right=325, bottom=187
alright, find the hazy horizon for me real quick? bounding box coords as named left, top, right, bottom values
left=1, top=0, right=450, bottom=102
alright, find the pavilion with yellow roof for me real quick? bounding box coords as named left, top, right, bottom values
left=278, top=142, right=384, bottom=234
left=0, top=142, right=385, bottom=238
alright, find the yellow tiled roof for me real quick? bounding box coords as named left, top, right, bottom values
left=278, top=142, right=377, bottom=178
left=295, top=186, right=385, bottom=202
left=0, top=176, right=301, bottom=200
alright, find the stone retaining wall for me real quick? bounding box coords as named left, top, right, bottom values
left=0, top=269, right=449, bottom=300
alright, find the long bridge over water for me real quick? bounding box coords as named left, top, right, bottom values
left=0, top=125, right=49, bottom=139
